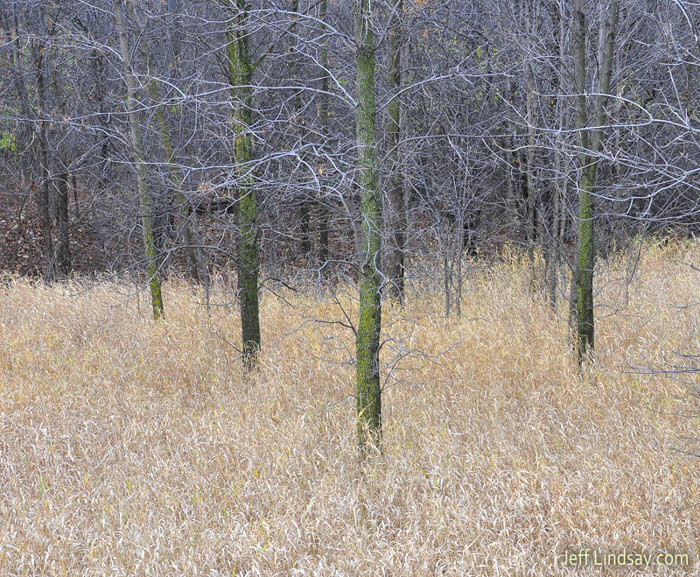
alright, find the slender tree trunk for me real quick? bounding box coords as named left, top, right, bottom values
left=573, top=0, right=593, bottom=359
left=55, top=173, right=71, bottom=277
left=289, top=0, right=311, bottom=259
left=4, top=13, right=32, bottom=156
left=3, top=13, right=35, bottom=274
left=47, top=15, right=72, bottom=279
left=92, top=48, right=111, bottom=164
left=443, top=232, right=451, bottom=318
left=525, top=61, right=537, bottom=270
left=354, top=0, right=382, bottom=449
left=166, top=0, right=181, bottom=68
left=455, top=209, right=463, bottom=317
left=547, top=197, right=561, bottom=310
left=548, top=1, right=568, bottom=311
left=504, top=141, right=520, bottom=239
left=113, top=0, right=164, bottom=320
left=523, top=0, right=543, bottom=289
left=227, top=0, right=261, bottom=367
left=385, top=0, right=405, bottom=301
left=573, top=0, right=618, bottom=362
left=318, top=0, right=330, bottom=269
left=36, top=134, right=54, bottom=280
left=124, top=0, right=204, bottom=285
left=71, top=173, right=79, bottom=218
left=148, top=70, right=202, bottom=283
left=152, top=94, right=203, bottom=283
left=31, top=24, right=54, bottom=281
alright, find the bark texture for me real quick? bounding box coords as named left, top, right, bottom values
left=354, top=0, right=382, bottom=449
left=227, top=0, right=261, bottom=367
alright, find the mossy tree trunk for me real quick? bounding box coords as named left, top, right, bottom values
left=113, top=0, right=164, bottom=320
left=354, top=0, right=382, bottom=449
left=573, top=0, right=618, bottom=363
left=227, top=0, right=261, bottom=368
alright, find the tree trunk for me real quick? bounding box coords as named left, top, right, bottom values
left=548, top=1, right=568, bottom=311
left=55, top=173, right=71, bottom=277
left=227, top=0, right=261, bottom=368
left=573, top=0, right=618, bottom=362
left=288, top=0, right=312, bottom=260
left=384, top=0, right=405, bottom=301
left=354, top=0, right=382, bottom=449
left=124, top=0, right=204, bottom=285
left=31, top=17, right=55, bottom=281
left=149, top=70, right=202, bottom=282
left=318, top=0, right=330, bottom=269
left=525, top=61, right=537, bottom=270
left=71, top=173, right=79, bottom=218
left=47, top=14, right=72, bottom=279
left=443, top=231, right=451, bottom=318
left=455, top=210, right=463, bottom=317
left=113, top=0, right=164, bottom=320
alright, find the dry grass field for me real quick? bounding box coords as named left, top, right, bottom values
left=1, top=241, right=699, bottom=576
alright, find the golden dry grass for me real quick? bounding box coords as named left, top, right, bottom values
left=1, top=240, right=699, bottom=576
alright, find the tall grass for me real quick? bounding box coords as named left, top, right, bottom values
left=1, top=240, right=698, bottom=576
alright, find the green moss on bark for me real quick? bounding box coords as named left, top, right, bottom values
left=227, top=1, right=261, bottom=367
left=354, top=0, right=382, bottom=449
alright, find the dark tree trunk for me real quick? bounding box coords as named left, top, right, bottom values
left=384, top=0, right=405, bottom=301
left=32, top=27, right=55, bottom=281
left=55, top=173, right=72, bottom=277
left=317, top=0, right=330, bottom=268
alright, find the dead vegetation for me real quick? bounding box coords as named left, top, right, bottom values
left=0, top=240, right=698, bottom=576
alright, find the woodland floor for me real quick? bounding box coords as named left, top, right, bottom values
left=1, top=241, right=699, bottom=576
